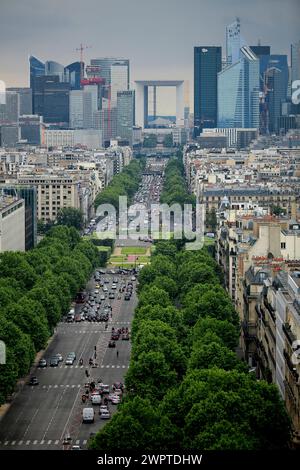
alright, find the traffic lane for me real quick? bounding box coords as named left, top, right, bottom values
left=0, top=320, right=108, bottom=447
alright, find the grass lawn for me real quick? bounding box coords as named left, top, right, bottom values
left=121, top=246, right=147, bottom=255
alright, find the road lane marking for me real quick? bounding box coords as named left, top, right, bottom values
left=83, top=440, right=87, bottom=445
left=18, top=440, right=23, bottom=445
left=55, top=440, right=59, bottom=445
left=76, top=440, right=80, bottom=444
left=4, top=441, right=8, bottom=446
left=48, top=440, right=52, bottom=445
left=33, top=440, right=38, bottom=445
left=11, top=441, right=16, bottom=446
left=40, top=440, right=45, bottom=445
left=26, top=440, right=30, bottom=445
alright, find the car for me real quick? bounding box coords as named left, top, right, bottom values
left=100, top=384, right=110, bottom=394
left=55, top=353, right=63, bottom=362
left=104, top=278, right=110, bottom=284
left=113, top=278, right=119, bottom=283
left=71, top=446, right=81, bottom=450
left=99, top=405, right=109, bottom=414
left=114, top=388, right=123, bottom=396
left=124, top=294, right=131, bottom=301
left=100, top=294, right=105, bottom=301
left=100, top=409, right=111, bottom=419
left=38, top=359, right=47, bottom=368
left=111, top=332, right=119, bottom=340
left=109, top=293, right=115, bottom=299
left=50, top=357, right=59, bottom=367
left=111, top=394, right=121, bottom=404
left=108, top=340, right=116, bottom=348
left=95, top=284, right=100, bottom=289
left=99, top=269, right=106, bottom=275
left=69, top=352, right=76, bottom=359
left=131, top=276, right=136, bottom=281
left=103, top=286, right=108, bottom=292
left=111, top=284, right=117, bottom=290
left=29, top=376, right=39, bottom=386
left=66, top=313, right=74, bottom=322
left=94, top=289, right=99, bottom=294
left=65, top=356, right=75, bottom=365
left=122, top=333, right=130, bottom=340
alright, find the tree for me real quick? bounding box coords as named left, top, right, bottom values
left=270, top=205, right=286, bottom=216
left=188, top=341, right=247, bottom=372
left=143, top=134, right=157, bottom=148
left=56, top=207, right=84, bottom=230
left=192, top=317, right=240, bottom=350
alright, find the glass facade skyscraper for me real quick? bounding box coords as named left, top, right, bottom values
left=117, top=90, right=135, bottom=146
left=218, top=46, right=260, bottom=129
left=194, top=46, right=222, bottom=136
left=291, top=41, right=300, bottom=83
left=33, top=75, right=70, bottom=124
left=65, top=62, right=82, bottom=90
left=29, top=56, right=45, bottom=113
left=226, top=18, right=241, bottom=66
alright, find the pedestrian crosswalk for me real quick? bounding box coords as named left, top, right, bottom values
left=37, top=364, right=129, bottom=372
left=0, top=439, right=88, bottom=447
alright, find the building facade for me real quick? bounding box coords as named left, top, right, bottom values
left=194, top=46, right=222, bottom=136
left=0, top=194, right=25, bottom=252
left=117, top=90, right=135, bottom=146
left=218, top=46, right=260, bottom=129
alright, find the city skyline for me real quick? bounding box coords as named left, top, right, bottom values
left=0, top=0, right=299, bottom=114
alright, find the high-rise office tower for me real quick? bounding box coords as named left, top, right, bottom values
left=291, top=41, right=300, bottom=82
left=45, top=61, right=65, bottom=81
left=69, top=90, right=93, bottom=129
left=226, top=18, right=242, bottom=66
left=33, top=75, right=70, bottom=124
left=4, top=91, right=20, bottom=123
left=265, top=67, right=289, bottom=133
left=218, top=46, right=260, bottom=129
left=194, top=46, right=222, bottom=136
left=250, top=45, right=271, bottom=57
left=111, top=61, right=130, bottom=106
left=29, top=56, right=45, bottom=113
left=117, top=90, right=135, bottom=146
left=19, top=115, right=43, bottom=145
left=7, top=88, right=32, bottom=115
left=90, top=58, right=129, bottom=104
left=64, top=62, right=82, bottom=90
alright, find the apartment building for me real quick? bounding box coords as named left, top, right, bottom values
left=0, top=194, right=25, bottom=252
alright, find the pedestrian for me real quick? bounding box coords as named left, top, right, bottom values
left=94, top=345, right=97, bottom=351
left=94, top=351, right=97, bottom=359
left=116, top=350, right=119, bottom=358
left=85, top=369, right=89, bottom=378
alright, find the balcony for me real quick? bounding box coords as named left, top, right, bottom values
left=282, top=323, right=297, bottom=346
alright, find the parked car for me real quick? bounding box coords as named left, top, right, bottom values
left=38, top=359, right=47, bottom=368
left=108, top=293, right=115, bottom=299
left=108, top=340, right=116, bottom=348
left=111, top=394, right=121, bottom=404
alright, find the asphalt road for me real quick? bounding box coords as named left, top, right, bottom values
left=0, top=270, right=137, bottom=450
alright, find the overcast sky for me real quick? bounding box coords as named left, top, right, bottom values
left=0, top=0, right=299, bottom=114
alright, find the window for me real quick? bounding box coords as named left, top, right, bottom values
left=281, top=242, right=286, bottom=249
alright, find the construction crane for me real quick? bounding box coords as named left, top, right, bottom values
left=75, top=43, right=92, bottom=81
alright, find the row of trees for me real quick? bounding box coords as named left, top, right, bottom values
left=94, top=159, right=145, bottom=211
left=160, top=153, right=195, bottom=207
left=90, top=239, right=291, bottom=450
left=0, top=226, right=99, bottom=405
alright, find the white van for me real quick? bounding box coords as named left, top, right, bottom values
left=91, top=394, right=101, bottom=405
left=82, top=407, right=94, bottom=423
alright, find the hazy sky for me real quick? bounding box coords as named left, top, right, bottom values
left=0, top=0, right=299, bottom=114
